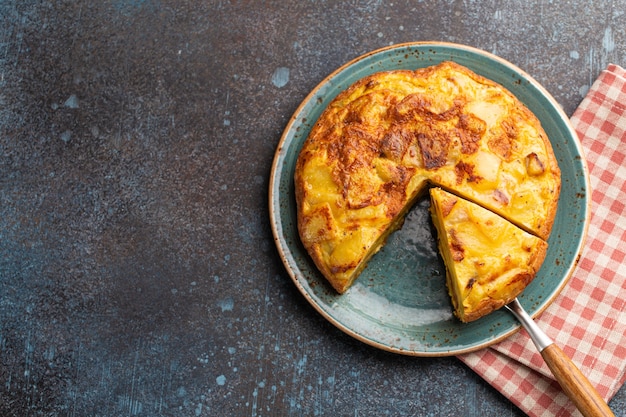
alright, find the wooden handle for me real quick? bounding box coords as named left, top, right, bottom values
left=541, top=344, right=615, bottom=417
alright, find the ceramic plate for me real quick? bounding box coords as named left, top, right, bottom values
left=269, top=42, right=590, bottom=356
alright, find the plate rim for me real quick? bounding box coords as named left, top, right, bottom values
left=268, top=41, right=591, bottom=356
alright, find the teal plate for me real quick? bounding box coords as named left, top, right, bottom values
left=269, top=42, right=591, bottom=356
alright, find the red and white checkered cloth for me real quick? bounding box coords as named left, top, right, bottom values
left=459, top=64, right=626, bottom=417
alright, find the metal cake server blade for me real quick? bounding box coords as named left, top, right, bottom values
left=504, top=298, right=615, bottom=417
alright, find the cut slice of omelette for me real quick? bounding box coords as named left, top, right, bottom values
left=294, top=61, right=560, bottom=294
left=429, top=187, right=548, bottom=322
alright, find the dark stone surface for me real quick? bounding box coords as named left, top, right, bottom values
left=1, top=1, right=625, bottom=416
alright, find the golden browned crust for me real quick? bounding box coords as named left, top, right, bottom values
left=459, top=247, right=547, bottom=322
left=295, top=61, right=560, bottom=296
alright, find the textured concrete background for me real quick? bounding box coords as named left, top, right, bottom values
left=1, top=1, right=625, bottom=416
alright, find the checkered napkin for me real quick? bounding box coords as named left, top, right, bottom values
left=458, top=64, right=626, bottom=417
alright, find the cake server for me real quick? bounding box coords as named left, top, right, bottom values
left=504, top=298, right=615, bottom=417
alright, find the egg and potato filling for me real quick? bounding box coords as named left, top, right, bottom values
left=294, top=61, right=560, bottom=313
